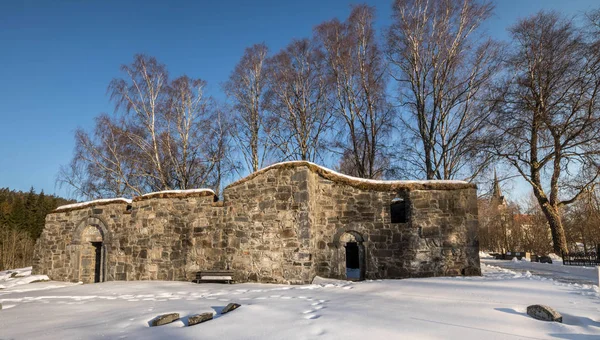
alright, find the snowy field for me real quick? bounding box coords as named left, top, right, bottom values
left=1, top=265, right=600, bottom=340
left=482, top=258, right=600, bottom=285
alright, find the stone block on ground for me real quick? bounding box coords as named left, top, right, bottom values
left=221, top=303, right=241, bottom=314
left=526, top=305, right=562, bottom=322
left=188, top=312, right=213, bottom=326
left=150, top=312, right=180, bottom=326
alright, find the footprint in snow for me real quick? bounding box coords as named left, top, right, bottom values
left=304, top=314, right=321, bottom=320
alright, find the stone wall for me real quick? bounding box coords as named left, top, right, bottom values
left=33, top=201, right=128, bottom=283
left=309, top=176, right=480, bottom=280
left=223, top=167, right=313, bottom=284
left=117, top=193, right=221, bottom=281
left=33, top=161, right=480, bottom=284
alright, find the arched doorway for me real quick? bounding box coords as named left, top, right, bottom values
left=80, top=225, right=104, bottom=283
left=334, top=230, right=366, bottom=281
left=72, top=217, right=109, bottom=284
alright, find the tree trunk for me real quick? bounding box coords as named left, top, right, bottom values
left=539, top=202, right=568, bottom=254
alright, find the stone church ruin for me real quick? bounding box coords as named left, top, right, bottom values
left=32, top=161, right=481, bottom=284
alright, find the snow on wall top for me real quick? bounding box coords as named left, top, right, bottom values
left=227, top=161, right=476, bottom=191
left=51, top=162, right=474, bottom=214
left=133, top=188, right=216, bottom=202
left=52, top=189, right=216, bottom=213
left=54, top=198, right=132, bottom=212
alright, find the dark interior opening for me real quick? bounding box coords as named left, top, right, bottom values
left=344, top=240, right=365, bottom=280
left=391, top=199, right=409, bottom=223
left=345, top=242, right=359, bottom=269
left=92, top=242, right=102, bottom=283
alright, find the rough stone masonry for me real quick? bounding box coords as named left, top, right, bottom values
left=32, top=161, right=481, bottom=284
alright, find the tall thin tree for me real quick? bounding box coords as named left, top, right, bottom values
left=316, top=5, right=392, bottom=179
left=387, top=0, right=501, bottom=180
left=224, top=43, right=271, bottom=173
left=264, top=39, right=332, bottom=162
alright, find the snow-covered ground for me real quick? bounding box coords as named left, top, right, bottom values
left=482, top=258, right=600, bottom=285
left=0, top=267, right=53, bottom=290
left=1, top=265, right=599, bottom=339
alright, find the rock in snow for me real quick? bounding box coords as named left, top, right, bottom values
left=150, top=313, right=180, bottom=326
left=527, top=305, right=562, bottom=322
left=221, top=303, right=241, bottom=314
left=187, top=313, right=213, bottom=326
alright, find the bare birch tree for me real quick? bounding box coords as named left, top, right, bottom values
left=109, top=54, right=170, bottom=191
left=488, top=11, right=600, bottom=254
left=316, top=5, right=393, bottom=179
left=264, top=39, right=332, bottom=162
left=386, top=0, right=501, bottom=180
left=224, top=43, right=271, bottom=173
left=59, top=55, right=228, bottom=198
left=58, top=114, right=140, bottom=198
left=163, top=75, right=221, bottom=190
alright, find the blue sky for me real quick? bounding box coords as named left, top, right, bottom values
left=1, top=0, right=597, bottom=199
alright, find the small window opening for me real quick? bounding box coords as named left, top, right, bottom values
left=391, top=197, right=409, bottom=223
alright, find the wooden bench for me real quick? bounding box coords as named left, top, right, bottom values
left=194, top=270, right=234, bottom=284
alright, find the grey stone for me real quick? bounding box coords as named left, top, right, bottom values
left=527, top=305, right=562, bottom=322
left=221, top=303, right=241, bottom=314
left=187, top=313, right=213, bottom=326
left=150, top=313, right=180, bottom=327
left=33, top=163, right=480, bottom=285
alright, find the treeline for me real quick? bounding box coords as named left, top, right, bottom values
left=58, top=0, right=600, bottom=255
left=0, top=188, right=74, bottom=270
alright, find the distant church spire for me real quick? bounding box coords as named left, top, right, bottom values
left=491, top=169, right=506, bottom=206
left=492, top=169, right=502, bottom=198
